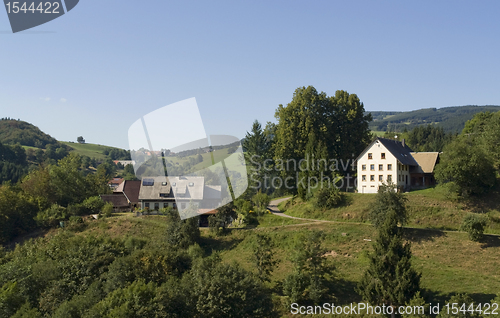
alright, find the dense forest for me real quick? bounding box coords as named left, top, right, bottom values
left=368, top=105, right=500, bottom=133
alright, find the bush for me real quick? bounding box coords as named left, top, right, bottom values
left=252, top=191, right=270, bottom=215
left=313, top=186, right=344, bottom=209
left=82, top=196, right=105, bottom=214
left=460, top=214, right=488, bottom=242
left=369, top=183, right=407, bottom=228
left=101, top=202, right=114, bottom=218
left=437, top=293, right=480, bottom=317
left=35, top=204, right=67, bottom=228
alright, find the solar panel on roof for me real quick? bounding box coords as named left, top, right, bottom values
left=143, top=178, right=154, bottom=186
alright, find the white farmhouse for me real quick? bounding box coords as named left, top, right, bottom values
left=356, top=137, right=439, bottom=193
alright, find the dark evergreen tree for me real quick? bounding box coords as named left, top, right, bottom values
left=357, top=209, right=421, bottom=316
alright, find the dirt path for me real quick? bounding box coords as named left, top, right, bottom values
left=268, top=197, right=323, bottom=223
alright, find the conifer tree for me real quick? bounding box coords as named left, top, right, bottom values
left=357, top=209, right=421, bottom=316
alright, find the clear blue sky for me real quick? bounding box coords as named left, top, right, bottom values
left=1, top=1, right=499, bottom=149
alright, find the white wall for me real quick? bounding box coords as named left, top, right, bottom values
left=357, top=140, right=410, bottom=193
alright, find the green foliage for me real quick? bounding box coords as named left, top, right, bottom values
left=367, top=105, right=500, bottom=133
left=0, top=141, right=28, bottom=184
left=0, top=281, right=25, bottom=317
left=243, top=120, right=274, bottom=196
left=252, top=191, right=271, bottom=214
left=102, top=202, right=114, bottom=218
left=460, top=214, right=488, bottom=242
left=88, top=280, right=160, bottom=318
left=82, top=196, right=105, bottom=214
left=0, top=185, right=38, bottom=243
left=369, top=183, right=408, bottom=228
left=165, top=209, right=200, bottom=249
left=357, top=210, right=421, bottom=309
left=251, top=234, right=276, bottom=282
left=209, top=202, right=236, bottom=235
left=283, top=231, right=331, bottom=304
left=402, top=291, right=429, bottom=318
left=314, top=185, right=344, bottom=209
left=186, top=255, right=275, bottom=318
left=35, top=204, right=67, bottom=228
left=436, top=293, right=481, bottom=318
left=274, top=86, right=372, bottom=193
left=0, top=119, right=60, bottom=148
left=405, top=125, right=454, bottom=152
left=77, top=136, right=85, bottom=144
left=435, top=138, right=496, bottom=197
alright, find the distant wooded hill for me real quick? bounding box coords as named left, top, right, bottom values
left=368, top=105, right=500, bottom=132
left=0, top=118, right=61, bottom=148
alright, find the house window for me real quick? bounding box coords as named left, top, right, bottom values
left=362, top=164, right=366, bottom=171
left=162, top=182, right=168, bottom=186
left=159, top=193, right=168, bottom=197
left=379, top=164, right=383, bottom=171
left=379, top=175, right=383, bottom=182
left=381, top=153, right=386, bottom=159
left=362, top=175, right=366, bottom=181
left=145, top=202, right=150, bottom=209
left=163, top=203, right=169, bottom=208
left=370, top=175, right=375, bottom=182
left=387, top=175, right=392, bottom=182
left=370, top=164, right=375, bottom=171
left=173, top=203, right=177, bottom=209
left=399, top=175, right=402, bottom=182
left=388, top=164, right=392, bottom=171
left=142, top=178, right=154, bottom=186
left=368, top=153, right=373, bottom=159
left=154, top=203, right=159, bottom=210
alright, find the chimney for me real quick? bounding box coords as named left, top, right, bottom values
left=402, top=139, right=405, bottom=148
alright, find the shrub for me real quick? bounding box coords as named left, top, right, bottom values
left=314, top=186, right=344, bottom=209
left=35, top=204, right=67, bottom=228
left=82, top=196, right=105, bottom=214
left=252, top=191, right=271, bottom=215
left=437, top=293, right=480, bottom=317
left=101, top=202, right=114, bottom=218
left=460, top=214, right=488, bottom=242
left=369, top=183, right=407, bottom=228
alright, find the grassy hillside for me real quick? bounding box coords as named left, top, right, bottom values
left=279, top=186, right=500, bottom=235
left=367, top=105, right=500, bottom=133
left=61, top=141, right=124, bottom=160
left=18, top=212, right=499, bottom=316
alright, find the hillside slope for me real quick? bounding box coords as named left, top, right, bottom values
left=368, top=105, right=500, bottom=132
left=0, top=118, right=60, bottom=148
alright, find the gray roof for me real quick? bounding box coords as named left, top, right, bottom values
left=374, top=137, right=419, bottom=166
left=138, top=176, right=205, bottom=201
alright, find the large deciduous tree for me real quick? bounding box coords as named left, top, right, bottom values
left=274, top=86, right=372, bottom=193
